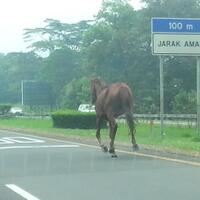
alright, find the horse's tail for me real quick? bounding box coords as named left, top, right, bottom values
left=119, top=85, right=133, bottom=112
left=119, top=85, right=135, bottom=134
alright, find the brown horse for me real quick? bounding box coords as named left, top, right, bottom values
left=91, top=78, right=138, bottom=157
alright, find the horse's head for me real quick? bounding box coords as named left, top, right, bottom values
left=91, top=78, right=106, bottom=104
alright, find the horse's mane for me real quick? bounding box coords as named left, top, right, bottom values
left=91, top=78, right=108, bottom=103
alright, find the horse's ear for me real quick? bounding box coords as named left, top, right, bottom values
left=90, top=77, right=100, bottom=82
left=90, top=77, right=97, bottom=86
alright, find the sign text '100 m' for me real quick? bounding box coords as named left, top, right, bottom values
left=169, top=22, right=194, bottom=31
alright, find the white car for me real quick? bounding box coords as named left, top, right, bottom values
left=10, top=107, right=23, bottom=115
left=78, top=104, right=95, bottom=112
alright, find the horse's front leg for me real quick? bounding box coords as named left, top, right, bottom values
left=108, top=117, right=118, bottom=157
left=96, top=117, right=108, bottom=153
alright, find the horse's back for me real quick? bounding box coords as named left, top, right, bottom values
left=108, top=83, right=133, bottom=101
left=97, top=82, right=133, bottom=116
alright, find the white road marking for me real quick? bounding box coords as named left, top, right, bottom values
left=0, top=138, right=14, bottom=144
left=0, top=137, right=45, bottom=144
left=0, top=144, right=79, bottom=150
left=6, top=184, right=40, bottom=200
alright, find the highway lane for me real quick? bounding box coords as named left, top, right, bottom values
left=0, top=129, right=200, bottom=200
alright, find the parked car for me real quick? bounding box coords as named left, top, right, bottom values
left=78, top=104, right=95, bottom=112
left=9, top=107, right=23, bottom=115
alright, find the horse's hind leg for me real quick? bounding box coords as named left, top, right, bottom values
left=96, top=117, right=108, bottom=153
left=125, top=112, right=139, bottom=151
left=108, top=116, right=118, bottom=157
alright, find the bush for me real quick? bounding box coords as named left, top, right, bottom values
left=172, top=90, right=196, bottom=114
left=0, top=105, right=11, bottom=115
left=51, top=110, right=106, bottom=129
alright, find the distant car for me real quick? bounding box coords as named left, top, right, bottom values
left=9, top=107, right=23, bottom=115
left=78, top=104, right=95, bottom=112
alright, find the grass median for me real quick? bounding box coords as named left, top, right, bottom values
left=0, top=117, right=199, bottom=155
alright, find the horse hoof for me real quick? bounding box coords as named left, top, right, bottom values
left=102, top=145, right=108, bottom=153
left=109, top=148, right=115, bottom=154
left=133, top=144, right=139, bottom=151
left=111, top=154, right=118, bottom=158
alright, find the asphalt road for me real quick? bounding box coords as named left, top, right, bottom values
left=0, top=129, right=200, bottom=200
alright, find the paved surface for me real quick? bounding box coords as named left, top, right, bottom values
left=0, top=129, right=200, bottom=200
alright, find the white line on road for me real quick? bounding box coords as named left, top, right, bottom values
left=0, top=144, right=79, bottom=150
left=2, top=137, right=45, bottom=144
left=6, top=184, right=40, bottom=200
left=0, top=138, right=14, bottom=144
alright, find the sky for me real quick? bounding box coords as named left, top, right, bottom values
left=0, top=0, right=144, bottom=53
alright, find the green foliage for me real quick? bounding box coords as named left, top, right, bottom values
left=0, top=104, right=11, bottom=115
left=172, top=90, right=196, bottom=114
left=40, top=48, right=81, bottom=98
left=82, top=0, right=139, bottom=82
left=51, top=110, right=106, bottom=129
left=82, top=0, right=160, bottom=112
left=59, top=77, right=91, bottom=109
left=1, top=0, right=200, bottom=114
left=24, top=19, right=91, bottom=54
left=0, top=52, right=42, bottom=103
left=135, top=96, right=159, bottom=114
left=142, top=0, right=200, bottom=18
left=82, top=0, right=200, bottom=113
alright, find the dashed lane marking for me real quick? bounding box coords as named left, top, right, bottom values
left=6, top=184, right=40, bottom=200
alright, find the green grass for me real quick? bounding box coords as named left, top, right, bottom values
left=0, top=118, right=199, bottom=154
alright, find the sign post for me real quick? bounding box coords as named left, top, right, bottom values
left=159, top=56, right=164, bottom=136
left=152, top=18, right=200, bottom=136
left=197, top=57, right=200, bottom=136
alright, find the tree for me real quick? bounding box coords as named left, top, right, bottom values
left=142, top=0, right=200, bottom=18
left=82, top=0, right=139, bottom=82
left=0, top=52, right=42, bottom=103
left=39, top=48, right=81, bottom=102
left=82, top=0, right=159, bottom=112
left=1, top=0, right=199, bottom=113
left=24, top=19, right=91, bottom=55
left=59, top=77, right=91, bottom=109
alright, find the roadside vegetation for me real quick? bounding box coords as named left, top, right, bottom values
left=0, top=0, right=199, bottom=114
left=0, top=118, right=199, bottom=155
left=0, top=0, right=200, bottom=156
